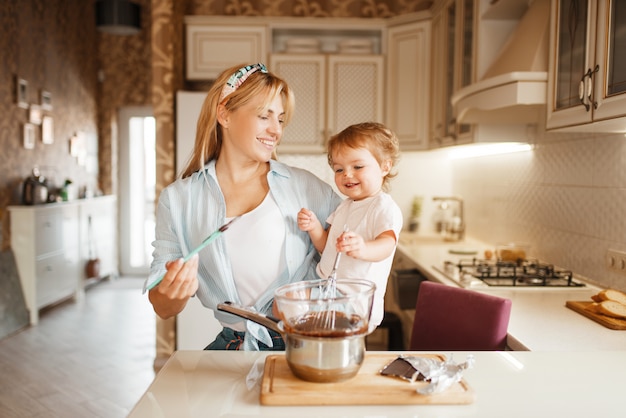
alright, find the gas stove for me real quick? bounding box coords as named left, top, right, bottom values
left=435, top=258, right=586, bottom=288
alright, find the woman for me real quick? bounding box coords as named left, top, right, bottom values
left=146, top=63, right=341, bottom=350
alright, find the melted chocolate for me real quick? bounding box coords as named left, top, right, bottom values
left=284, top=311, right=367, bottom=337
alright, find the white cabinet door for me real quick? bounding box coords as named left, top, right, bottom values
left=9, top=203, right=81, bottom=324
left=186, top=25, right=268, bottom=80
left=327, top=55, right=385, bottom=136
left=270, top=53, right=384, bottom=154
left=386, top=20, right=431, bottom=151
left=79, top=196, right=118, bottom=281
left=269, top=54, right=327, bottom=153
left=36, top=253, right=77, bottom=308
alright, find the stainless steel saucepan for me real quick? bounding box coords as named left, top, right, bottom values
left=217, top=278, right=376, bottom=383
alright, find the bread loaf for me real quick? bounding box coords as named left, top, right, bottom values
left=588, top=300, right=626, bottom=319
left=590, top=289, right=626, bottom=305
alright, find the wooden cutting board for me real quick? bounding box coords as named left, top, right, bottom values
left=260, top=353, right=475, bottom=406
left=566, top=301, right=626, bottom=330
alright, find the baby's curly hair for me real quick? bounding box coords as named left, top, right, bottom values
left=327, top=122, right=400, bottom=192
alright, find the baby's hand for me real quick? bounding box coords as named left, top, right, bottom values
left=337, top=231, right=366, bottom=259
left=297, top=208, right=319, bottom=232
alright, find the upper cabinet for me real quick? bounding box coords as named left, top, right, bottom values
left=185, top=18, right=268, bottom=80
left=269, top=54, right=327, bottom=153
left=386, top=17, right=431, bottom=151
left=269, top=20, right=386, bottom=154
left=429, top=0, right=475, bottom=148
left=270, top=53, right=384, bottom=154
left=184, top=14, right=431, bottom=154
left=547, top=0, right=626, bottom=132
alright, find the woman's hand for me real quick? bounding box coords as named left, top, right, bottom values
left=148, top=254, right=200, bottom=318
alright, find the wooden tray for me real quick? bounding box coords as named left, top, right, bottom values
left=566, top=301, right=626, bottom=330
left=260, top=353, right=475, bottom=406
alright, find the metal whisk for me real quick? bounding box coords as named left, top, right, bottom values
left=318, top=225, right=348, bottom=330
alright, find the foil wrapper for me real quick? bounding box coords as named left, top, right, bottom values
left=380, top=354, right=475, bottom=394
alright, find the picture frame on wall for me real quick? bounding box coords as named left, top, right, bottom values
left=70, top=134, right=79, bottom=156
left=29, top=105, right=43, bottom=125
left=42, top=116, right=54, bottom=144
left=17, top=78, right=29, bottom=109
left=23, top=123, right=36, bottom=149
left=41, top=90, right=53, bottom=111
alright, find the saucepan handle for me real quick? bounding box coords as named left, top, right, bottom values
left=217, top=301, right=283, bottom=335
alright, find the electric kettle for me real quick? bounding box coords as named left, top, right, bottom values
left=22, top=167, right=49, bottom=205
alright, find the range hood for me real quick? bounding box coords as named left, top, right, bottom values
left=451, top=0, right=550, bottom=125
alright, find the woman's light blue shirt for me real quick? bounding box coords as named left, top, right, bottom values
left=149, top=159, right=341, bottom=349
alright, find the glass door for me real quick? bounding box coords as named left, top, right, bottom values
left=118, top=106, right=155, bottom=276
left=593, top=0, right=626, bottom=123
left=547, top=0, right=596, bottom=129
left=555, top=0, right=589, bottom=110
left=606, top=0, right=626, bottom=96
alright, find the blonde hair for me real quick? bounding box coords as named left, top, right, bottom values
left=327, top=122, right=400, bottom=192
left=181, top=63, right=295, bottom=178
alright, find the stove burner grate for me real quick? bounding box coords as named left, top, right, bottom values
left=448, top=258, right=585, bottom=287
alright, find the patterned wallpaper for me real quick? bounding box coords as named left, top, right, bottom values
left=98, top=0, right=154, bottom=197
left=186, top=0, right=431, bottom=17
left=0, top=0, right=100, bottom=249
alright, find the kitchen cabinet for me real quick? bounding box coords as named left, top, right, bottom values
left=185, top=18, right=268, bottom=80
left=183, top=14, right=433, bottom=153
left=78, top=195, right=118, bottom=284
left=9, top=204, right=81, bottom=325
left=547, top=0, right=626, bottom=132
left=8, top=196, right=118, bottom=325
left=429, top=0, right=475, bottom=148
left=386, top=19, right=431, bottom=150
left=270, top=53, right=384, bottom=154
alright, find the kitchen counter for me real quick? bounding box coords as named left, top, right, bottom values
left=129, top=350, right=626, bottom=417
left=396, top=234, right=625, bottom=351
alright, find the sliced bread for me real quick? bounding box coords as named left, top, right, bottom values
left=592, top=300, right=626, bottom=319
left=591, top=288, right=626, bottom=305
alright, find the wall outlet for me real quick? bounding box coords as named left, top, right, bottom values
left=606, top=249, right=626, bottom=275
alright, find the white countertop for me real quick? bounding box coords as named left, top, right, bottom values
left=396, top=234, right=625, bottom=351
left=129, top=350, right=626, bottom=418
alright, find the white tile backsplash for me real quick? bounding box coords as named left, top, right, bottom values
left=279, top=132, right=626, bottom=291
left=454, top=132, right=626, bottom=291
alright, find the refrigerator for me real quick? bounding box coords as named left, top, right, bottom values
left=175, top=91, right=223, bottom=349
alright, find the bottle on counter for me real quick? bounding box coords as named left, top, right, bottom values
left=60, top=179, right=76, bottom=201
left=433, top=201, right=452, bottom=235
left=408, top=196, right=423, bottom=232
